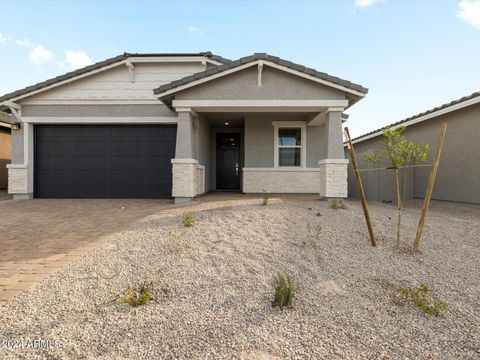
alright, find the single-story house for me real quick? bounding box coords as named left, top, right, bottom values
left=347, top=91, right=480, bottom=205
left=0, top=112, right=12, bottom=190
left=0, top=52, right=368, bottom=203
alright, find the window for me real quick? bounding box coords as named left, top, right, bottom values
left=278, top=128, right=301, bottom=166
left=273, top=122, right=306, bottom=168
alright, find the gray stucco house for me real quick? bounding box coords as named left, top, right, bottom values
left=347, top=91, right=480, bottom=205
left=0, top=52, right=367, bottom=203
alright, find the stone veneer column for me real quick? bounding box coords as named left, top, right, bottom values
left=319, top=111, right=349, bottom=198
left=319, top=159, right=349, bottom=198
left=172, top=110, right=198, bottom=204
left=8, top=122, right=34, bottom=200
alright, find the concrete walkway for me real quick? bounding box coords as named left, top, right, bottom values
left=0, top=198, right=172, bottom=305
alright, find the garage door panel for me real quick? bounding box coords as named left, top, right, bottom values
left=35, top=125, right=176, bottom=198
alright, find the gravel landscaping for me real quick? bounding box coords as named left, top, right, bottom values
left=1, top=196, right=479, bottom=359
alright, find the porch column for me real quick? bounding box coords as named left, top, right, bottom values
left=319, top=110, right=349, bottom=198
left=172, top=109, right=198, bottom=204
left=7, top=121, right=34, bottom=200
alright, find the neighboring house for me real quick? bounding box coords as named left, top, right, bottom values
left=347, top=91, right=480, bottom=205
left=0, top=112, right=12, bottom=190
left=0, top=52, right=368, bottom=203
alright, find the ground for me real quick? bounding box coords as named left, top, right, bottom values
left=0, top=195, right=479, bottom=359
left=0, top=198, right=171, bottom=304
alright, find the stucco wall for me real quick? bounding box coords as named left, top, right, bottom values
left=176, top=66, right=347, bottom=101
left=347, top=102, right=480, bottom=204
left=21, top=104, right=176, bottom=118
left=0, top=129, right=11, bottom=189
left=244, top=114, right=331, bottom=168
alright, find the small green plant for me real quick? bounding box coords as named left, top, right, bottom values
left=272, top=273, right=294, bottom=309
left=330, top=199, right=347, bottom=210
left=182, top=212, right=195, bottom=227
left=262, top=189, right=270, bottom=206
left=115, top=283, right=153, bottom=307
left=398, top=284, right=448, bottom=316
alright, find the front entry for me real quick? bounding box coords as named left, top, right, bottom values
left=216, top=133, right=241, bottom=190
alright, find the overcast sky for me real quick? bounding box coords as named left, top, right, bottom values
left=1, top=0, right=479, bottom=137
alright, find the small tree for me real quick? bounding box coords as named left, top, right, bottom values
left=363, top=127, right=429, bottom=246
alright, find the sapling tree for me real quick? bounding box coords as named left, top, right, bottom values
left=363, top=126, right=429, bottom=246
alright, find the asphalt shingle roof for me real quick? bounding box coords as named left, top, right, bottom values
left=0, top=52, right=230, bottom=103
left=351, top=91, right=480, bottom=142
left=153, top=53, right=368, bottom=96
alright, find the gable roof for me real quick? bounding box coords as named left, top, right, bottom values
left=153, top=53, right=368, bottom=98
left=0, top=51, right=230, bottom=103
left=350, top=90, right=480, bottom=144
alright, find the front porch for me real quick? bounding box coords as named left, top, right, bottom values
left=170, top=108, right=350, bottom=204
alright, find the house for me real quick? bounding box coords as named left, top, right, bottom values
left=0, top=112, right=12, bottom=190
left=0, top=52, right=368, bottom=203
left=347, top=91, right=480, bottom=205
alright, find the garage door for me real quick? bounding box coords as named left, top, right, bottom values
left=34, top=125, right=176, bottom=198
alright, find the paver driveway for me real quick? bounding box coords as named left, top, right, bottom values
left=0, top=198, right=172, bottom=305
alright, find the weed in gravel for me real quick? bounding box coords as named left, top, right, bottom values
left=330, top=199, right=347, bottom=210
left=273, top=273, right=294, bottom=309
left=398, top=284, right=448, bottom=316
left=262, top=189, right=270, bottom=206
left=182, top=212, right=195, bottom=227
left=115, top=283, right=153, bottom=307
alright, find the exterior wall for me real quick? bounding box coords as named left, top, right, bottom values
left=243, top=169, right=320, bottom=193
left=22, top=62, right=206, bottom=103
left=0, top=128, right=11, bottom=189
left=22, top=104, right=176, bottom=118
left=244, top=114, right=337, bottom=167
left=347, top=103, right=480, bottom=204
left=243, top=114, right=347, bottom=196
left=176, top=66, right=347, bottom=101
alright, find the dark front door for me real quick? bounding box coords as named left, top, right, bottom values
left=34, top=125, right=176, bottom=198
left=216, top=133, right=240, bottom=190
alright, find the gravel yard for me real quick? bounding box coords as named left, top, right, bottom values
left=0, top=196, right=479, bottom=359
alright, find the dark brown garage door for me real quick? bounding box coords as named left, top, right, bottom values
left=34, top=125, right=176, bottom=198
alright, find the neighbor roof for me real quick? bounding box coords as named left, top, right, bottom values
left=350, top=91, right=480, bottom=144
left=153, top=53, right=368, bottom=96
left=0, top=52, right=230, bottom=103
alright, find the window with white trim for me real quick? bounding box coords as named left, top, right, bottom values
left=273, top=121, right=306, bottom=168
left=278, top=127, right=302, bottom=166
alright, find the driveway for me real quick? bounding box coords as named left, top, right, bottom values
left=0, top=198, right=172, bottom=305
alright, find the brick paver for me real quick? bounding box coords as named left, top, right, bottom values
left=0, top=198, right=172, bottom=305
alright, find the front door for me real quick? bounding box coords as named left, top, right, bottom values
left=216, top=133, right=240, bottom=190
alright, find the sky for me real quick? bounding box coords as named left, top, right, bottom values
left=1, top=0, right=479, bottom=137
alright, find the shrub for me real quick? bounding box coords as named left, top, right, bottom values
left=262, top=189, right=270, bottom=206
left=330, top=199, right=347, bottom=210
left=182, top=212, right=195, bottom=227
left=115, top=283, right=153, bottom=307
left=272, top=273, right=294, bottom=309
left=398, top=284, right=448, bottom=316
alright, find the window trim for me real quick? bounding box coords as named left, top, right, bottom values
left=272, top=121, right=307, bottom=168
